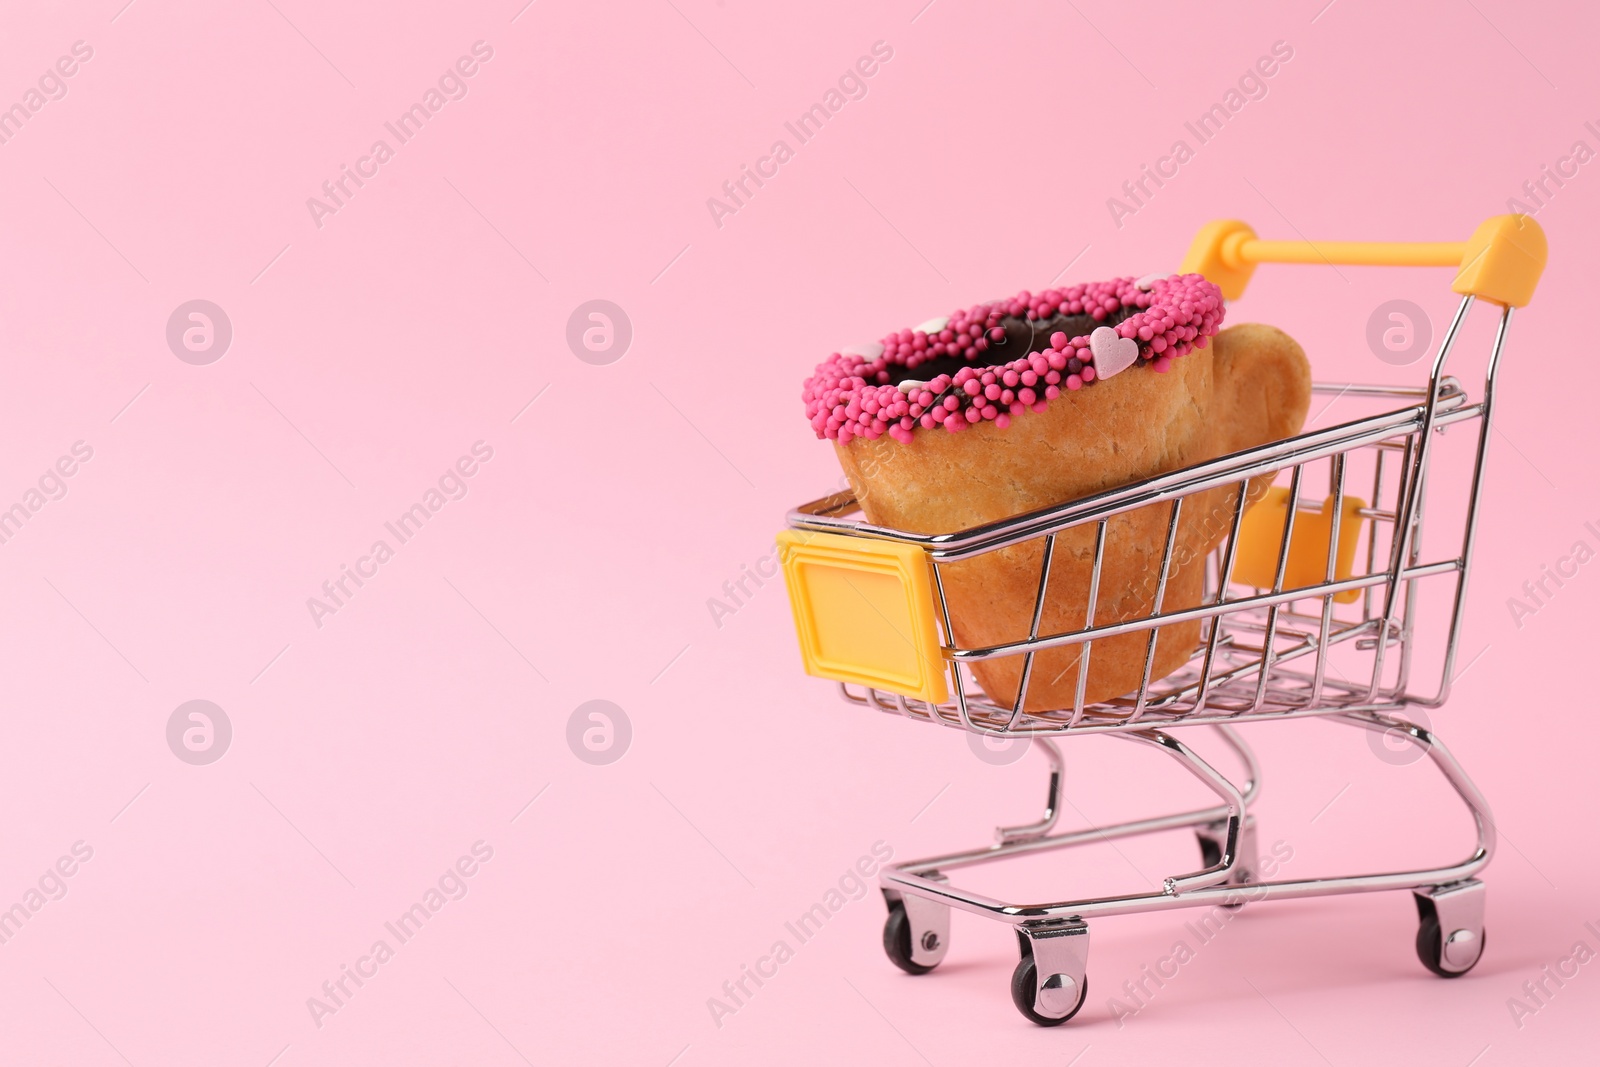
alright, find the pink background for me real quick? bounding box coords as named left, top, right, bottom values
left=2, top=0, right=1597, bottom=1063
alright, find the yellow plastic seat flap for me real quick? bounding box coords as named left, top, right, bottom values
left=777, top=530, right=948, bottom=703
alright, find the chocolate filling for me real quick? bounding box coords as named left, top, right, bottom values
left=904, top=307, right=1137, bottom=385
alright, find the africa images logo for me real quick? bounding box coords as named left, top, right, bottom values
left=705, top=41, right=894, bottom=230
left=306, top=841, right=495, bottom=1029
left=305, top=442, right=495, bottom=628
left=305, top=41, right=495, bottom=229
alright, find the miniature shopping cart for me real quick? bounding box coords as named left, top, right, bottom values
left=778, top=216, right=1546, bottom=1025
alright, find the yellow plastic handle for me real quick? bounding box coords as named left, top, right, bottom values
left=1180, top=215, right=1547, bottom=308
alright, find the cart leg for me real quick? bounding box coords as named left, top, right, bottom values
left=994, top=738, right=1064, bottom=845
left=1122, top=729, right=1248, bottom=895
left=1413, top=879, right=1486, bottom=977
left=1011, top=920, right=1090, bottom=1026
left=881, top=874, right=951, bottom=975
left=1197, top=813, right=1259, bottom=907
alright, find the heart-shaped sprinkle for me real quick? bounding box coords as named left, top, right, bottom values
left=840, top=341, right=884, bottom=359
left=1135, top=272, right=1166, bottom=291
left=1088, top=326, right=1139, bottom=380
left=915, top=316, right=949, bottom=335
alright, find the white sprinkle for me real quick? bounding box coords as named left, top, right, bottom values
left=897, top=379, right=927, bottom=393
left=841, top=341, right=885, bottom=359
left=1135, top=273, right=1165, bottom=291
left=915, top=316, right=949, bottom=335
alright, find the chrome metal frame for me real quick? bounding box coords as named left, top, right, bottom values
left=786, top=295, right=1510, bottom=1019
left=878, top=713, right=1492, bottom=925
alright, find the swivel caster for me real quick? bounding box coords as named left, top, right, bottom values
left=1011, top=921, right=1090, bottom=1026
left=1011, top=956, right=1088, bottom=1026
left=881, top=884, right=950, bottom=975
left=1415, top=880, right=1486, bottom=977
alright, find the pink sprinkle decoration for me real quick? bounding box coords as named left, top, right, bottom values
left=802, top=273, right=1224, bottom=442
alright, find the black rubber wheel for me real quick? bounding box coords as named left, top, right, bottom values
left=1010, top=956, right=1088, bottom=1026
left=1198, top=837, right=1245, bottom=910
left=1416, top=914, right=1485, bottom=978
left=882, top=904, right=935, bottom=975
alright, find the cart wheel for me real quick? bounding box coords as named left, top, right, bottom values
left=1010, top=956, right=1088, bottom=1026
left=1416, top=914, right=1486, bottom=978
left=882, top=903, right=937, bottom=975
left=1197, top=837, right=1245, bottom=910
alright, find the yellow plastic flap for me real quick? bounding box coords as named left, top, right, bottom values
left=777, top=530, right=948, bottom=703
left=1233, top=489, right=1366, bottom=603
